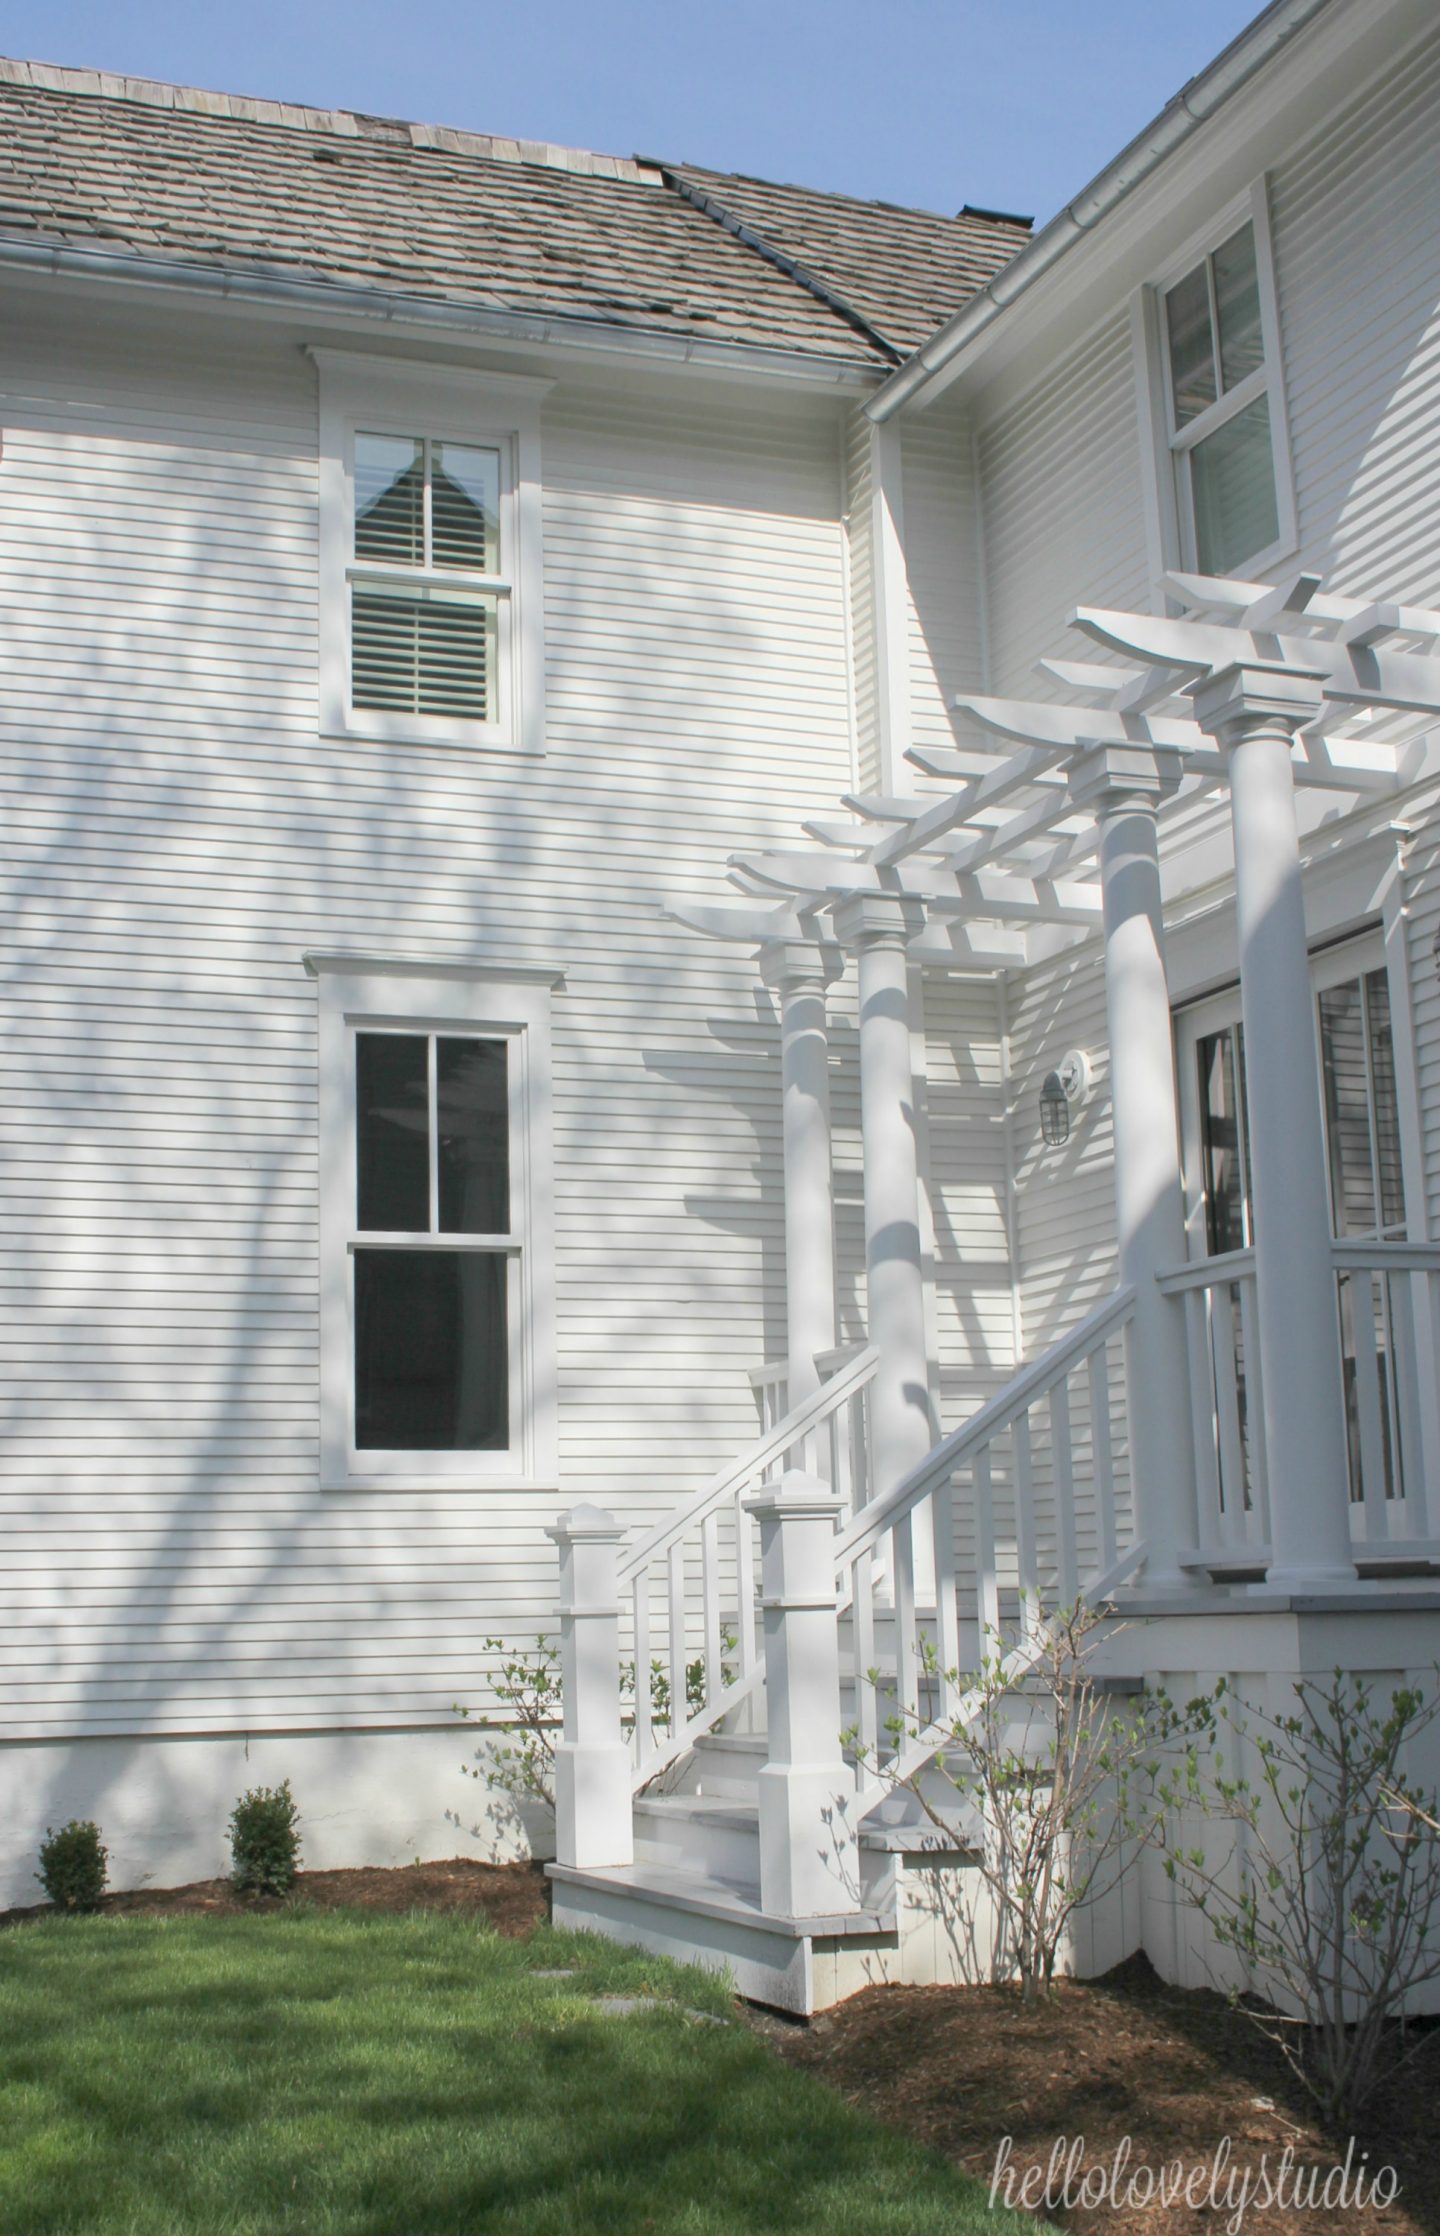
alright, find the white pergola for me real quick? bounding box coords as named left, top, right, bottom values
left=671, top=569, right=1440, bottom=1596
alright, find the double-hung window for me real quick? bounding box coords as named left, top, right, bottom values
left=313, top=351, right=549, bottom=754
left=1138, top=182, right=1294, bottom=581
left=312, top=960, right=559, bottom=1489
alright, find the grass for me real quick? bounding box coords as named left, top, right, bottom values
left=0, top=1907, right=1018, bottom=2235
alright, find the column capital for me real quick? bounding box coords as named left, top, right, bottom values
left=758, top=937, right=844, bottom=994
left=1188, top=659, right=1326, bottom=745
left=1068, top=742, right=1185, bottom=818
left=830, top=891, right=925, bottom=952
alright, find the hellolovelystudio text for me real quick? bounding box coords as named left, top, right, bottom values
left=988, top=2134, right=1399, bottom=2232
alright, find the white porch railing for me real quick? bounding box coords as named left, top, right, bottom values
left=620, top=1343, right=877, bottom=1790
left=1158, top=1241, right=1440, bottom=1565
left=830, top=1287, right=1143, bottom=1800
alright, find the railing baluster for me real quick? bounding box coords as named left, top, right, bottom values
left=667, top=1541, right=686, bottom=1739
left=894, top=1515, right=919, bottom=1729
left=932, top=1471, right=961, bottom=1719
left=1347, top=1268, right=1389, bottom=1541
left=973, top=1445, right=999, bottom=1645
left=1210, top=1283, right=1247, bottom=1537
left=1235, top=1270, right=1270, bottom=1548
left=1183, top=1286, right=1223, bottom=1545
left=1050, top=1377, right=1077, bottom=1605
left=632, top=1571, right=652, bottom=1771
left=1013, top=1406, right=1039, bottom=1635
left=1389, top=1270, right=1424, bottom=1529
left=852, top=1549, right=878, bottom=1763
left=1088, top=1343, right=1117, bottom=1575
left=701, top=1509, right=722, bottom=1705
left=734, top=1490, right=757, bottom=1678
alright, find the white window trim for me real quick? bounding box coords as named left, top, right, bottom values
left=1132, top=176, right=1297, bottom=595
left=309, top=955, right=561, bottom=1491
left=310, top=349, right=551, bottom=756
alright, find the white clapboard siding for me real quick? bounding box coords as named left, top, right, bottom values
left=901, top=402, right=987, bottom=760
left=0, top=285, right=871, bottom=1736
left=921, top=971, right=1015, bottom=1425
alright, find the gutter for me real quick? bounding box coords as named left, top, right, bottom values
left=867, top=0, right=1335, bottom=421
left=0, top=234, right=884, bottom=391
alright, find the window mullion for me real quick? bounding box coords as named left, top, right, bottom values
left=1205, top=254, right=1223, bottom=403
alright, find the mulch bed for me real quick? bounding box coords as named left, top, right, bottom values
left=759, top=1955, right=1440, bottom=2235
left=0, top=1857, right=550, bottom=1937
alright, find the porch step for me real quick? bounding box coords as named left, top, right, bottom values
left=547, top=1857, right=897, bottom=2015
left=634, top=1793, right=760, bottom=1881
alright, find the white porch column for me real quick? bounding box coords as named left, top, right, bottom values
left=760, top=939, right=842, bottom=1409
left=745, top=1473, right=860, bottom=1918
left=545, top=1503, right=634, bottom=1869
left=831, top=893, right=937, bottom=1499
left=1070, top=746, right=1198, bottom=1593
left=1190, top=663, right=1357, bottom=1589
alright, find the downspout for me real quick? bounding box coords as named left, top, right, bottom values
left=867, top=0, right=1336, bottom=422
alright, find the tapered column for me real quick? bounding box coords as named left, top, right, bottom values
left=761, top=940, right=842, bottom=1409
left=1190, top=663, right=1357, bottom=1588
left=746, top=1473, right=859, bottom=1918
left=831, top=894, right=936, bottom=1499
left=545, top=1504, right=634, bottom=1869
left=1070, top=746, right=1198, bottom=1593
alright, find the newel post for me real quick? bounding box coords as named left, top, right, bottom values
left=745, top=1472, right=860, bottom=1918
left=545, top=1503, right=634, bottom=1870
left=1190, top=661, right=1357, bottom=1589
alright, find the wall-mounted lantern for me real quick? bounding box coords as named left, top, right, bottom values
left=1038, top=1050, right=1092, bottom=1147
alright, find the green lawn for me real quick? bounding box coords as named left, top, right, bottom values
left=0, top=1909, right=1017, bottom=2234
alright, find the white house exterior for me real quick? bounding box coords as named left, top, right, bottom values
left=3, top=0, right=1440, bottom=2011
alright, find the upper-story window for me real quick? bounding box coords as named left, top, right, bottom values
left=312, top=351, right=549, bottom=754
left=352, top=434, right=504, bottom=724
left=1139, top=181, right=1295, bottom=582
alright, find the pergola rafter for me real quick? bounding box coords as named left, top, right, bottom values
left=720, top=567, right=1440, bottom=953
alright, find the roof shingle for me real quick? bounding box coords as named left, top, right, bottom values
left=0, top=57, right=1029, bottom=368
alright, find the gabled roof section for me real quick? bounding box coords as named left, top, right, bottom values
left=659, top=163, right=1031, bottom=359
left=0, top=57, right=1030, bottom=371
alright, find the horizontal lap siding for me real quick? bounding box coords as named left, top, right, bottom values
left=1270, top=24, right=1440, bottom=1234
left=921, top=973, right=1015, bottom=1427
left=0, top=295, right=855, bottom=1735
left=901, top=407, right=985, bottom=760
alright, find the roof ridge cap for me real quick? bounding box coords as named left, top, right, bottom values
left=0, top=55, right=666, bottom=181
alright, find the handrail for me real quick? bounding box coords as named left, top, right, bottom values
left=1159, top=1241, right=1440, bottom=1294
left=747, top=1357, right=790, bottom=1394
left=620, top=1343, right=878, bottom=1585
left=834, top=1289, right=1135, bottom=1568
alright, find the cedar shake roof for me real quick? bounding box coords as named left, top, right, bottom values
left=0, top=57, right=1030, bottom=370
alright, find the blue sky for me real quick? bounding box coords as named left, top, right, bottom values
left=0, top=1, right=1261, bottom=224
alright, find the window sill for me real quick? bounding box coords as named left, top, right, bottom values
left=322, top=725, right=544, bottom=760
left=321, top=1474, right=560, bottom=1496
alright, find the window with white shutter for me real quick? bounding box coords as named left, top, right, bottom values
left=312, top=352, right=549, bottom=754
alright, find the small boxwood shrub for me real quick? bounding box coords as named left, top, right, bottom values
left=37, top=1819, right=109, bottom=1912
left=229, top=1779, right=301, bottom=1897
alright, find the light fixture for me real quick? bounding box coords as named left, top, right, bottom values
left=1039, top=1050, right=1092, bottom=1147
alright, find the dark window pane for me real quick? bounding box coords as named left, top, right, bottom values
left=431, top=443, right=500, bottom=573
left=438, top=1038, right=510, bottom=1233
left=354, top=1249, right=508, bottom=1450
left=1213, top=223, right=1264, bottom=392
left=1198, top=1027, right=1251, bottom=1254
left=356, top=1033, right=429, bottom=1232
left=1165, top=261, right=1217, bottom=427
left=1364, top=970, right=1406, bottom=1233
left=354, top=434, right=424, bottom=567
left=1320, top=980, right=1377, bottom=1237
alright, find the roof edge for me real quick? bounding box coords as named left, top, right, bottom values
left=0, top=53, right=666, bottom=182
left=0, top=232, right=886, bottom=388
left=867, top=0, right=1335, bottom=421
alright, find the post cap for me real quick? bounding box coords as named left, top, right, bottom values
left=545, top=1501, right=625, bottom=1545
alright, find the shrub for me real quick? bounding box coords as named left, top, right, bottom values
left=37, top=1819, right=109, bottom=1912
left=229, top=1779, right=301, bottom=1896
